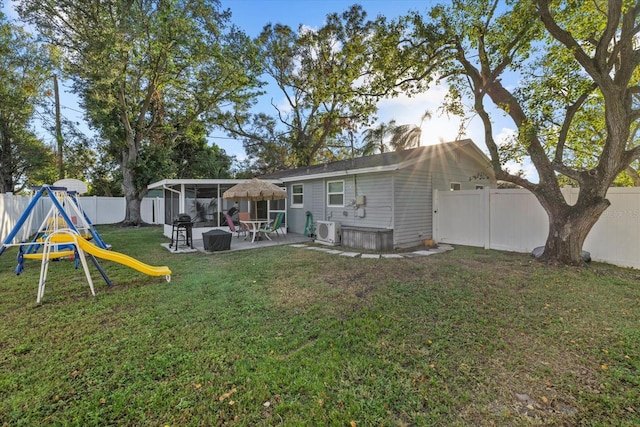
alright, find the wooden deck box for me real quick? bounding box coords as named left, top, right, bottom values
left=341, top=226, right=393, bottom=251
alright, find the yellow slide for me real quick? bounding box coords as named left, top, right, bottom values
left=49, top=233, right=171, bottom=278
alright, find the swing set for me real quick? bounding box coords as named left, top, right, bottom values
left=0, top=179, right=171, bottom=303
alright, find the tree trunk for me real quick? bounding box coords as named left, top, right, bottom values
left=120, top=148, right=146, bottom=226
left=124, top=193, right=143, bottom=225
left=0, top=133, right=14, bottom=193
left=540, top=193, right=610, bottom=265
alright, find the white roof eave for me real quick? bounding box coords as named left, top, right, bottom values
left=147, top=178, right=283, bottom=190
left=278, top=164, right=400, bottom=182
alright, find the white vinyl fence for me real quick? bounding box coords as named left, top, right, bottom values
left=0, top=193, right=163, bottom=244
left=434, top=187, right=640, bottom=269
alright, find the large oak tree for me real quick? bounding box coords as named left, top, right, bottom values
left=227, top=6, right=383, bottom=172
left=392, top=0, right=640, bottom=265
left=18, top=0, right=262, bottom=224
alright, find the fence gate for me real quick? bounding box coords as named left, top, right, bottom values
left=433, top=189, right=487, bottom=247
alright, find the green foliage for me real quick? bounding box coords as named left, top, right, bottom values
left=0, top=15, right=56, bottom=193
left=35, top=112, right=102, bottom=186
left=375, top=0, right=640, bottom=263
left=170, top=120, right=233, bottom=179
left=360, top=120, right=397, bottom=155
left=232, top=6, right=384, bottom=171
left=0, top=226, right=638, bottom=425
left=420, top=0, right=640, bottom=191
left=88, top=140, right=123, bottom=196
left=17, top=0, right=262, bottom=220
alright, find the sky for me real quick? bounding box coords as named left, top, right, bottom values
left=2, top=0, right=520, bottom=175
left=219, top=0, right=489, bottom=160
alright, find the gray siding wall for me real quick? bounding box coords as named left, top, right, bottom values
left=284, top=146, right=490, bottom=240
left=393, top=166, right=432, bottom=248
left=288, top=174, right=395, bottom=233
left=311, top=180, right=325, bottom=219
left=286, top=180, right=326, bottom=234
left=336, top=173, right=394, bottom=228
left=285, top=183, right=305, bottom=234
left=322, top=176, right=354, bottom=223
left=285, top=181, right=321, bottom=234
left=430, top=149, right=493, bottom=191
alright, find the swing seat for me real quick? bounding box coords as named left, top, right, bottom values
left=23, top=250, right=75, bottom=260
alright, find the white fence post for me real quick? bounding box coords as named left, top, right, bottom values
left=483, top=187, right=491, bottom=249
left=433, top=189, right=439, bottom=243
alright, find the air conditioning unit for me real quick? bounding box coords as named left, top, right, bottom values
left=315, top=221, right=341, bottom=245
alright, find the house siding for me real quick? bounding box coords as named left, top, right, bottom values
left=284, top=179, right=325, bottom=234
left=334, top=173, right=394, bottom=228
left=285, top=183, right=306, bottom=234
left=311, top=180, right=325, bottom=222
left=293, top=175, right=395, bottom=233
left=323, top=177, right=351, bottom=222
left=393, top=166, right=432, bottom=248
left=286, top=180, right=324, bottom=234
left=430, top=149, right=493, bottom=190
left=275, top=141, right=495, bottom=243
left=321, top=176, right=357, bottom=224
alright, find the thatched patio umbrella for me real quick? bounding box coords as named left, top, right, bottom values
left=222, top=178, right=287, bottom=218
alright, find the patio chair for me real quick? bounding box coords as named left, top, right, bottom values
left=259, top=212, right=285, bottom=239
left=238, top=211, right=255, bottom=236
left=224, top=213, right=245, bottom=238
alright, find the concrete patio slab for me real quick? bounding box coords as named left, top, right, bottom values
left=161, top=242, right=198, bottom=254
left=172, top=232, right=313, bottom=254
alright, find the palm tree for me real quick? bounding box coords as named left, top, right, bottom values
left=359, top=110, right=433, bottom=156
left=389, top=110, right=432, bottom=151
left=359, top=120, right=397, bottom=155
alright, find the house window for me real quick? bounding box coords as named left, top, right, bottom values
left=291, top=184, right=303, bottom=208
left=475, top=185, right=484, bottom=190
left=327, top=180, right=344, bottom=206
left=450, top=182, right=461, bottom=191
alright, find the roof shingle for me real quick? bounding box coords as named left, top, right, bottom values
left=260, top=139, right=474, bottom=180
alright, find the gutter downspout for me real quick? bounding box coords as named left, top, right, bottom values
left=391, top=174, right=395, bottom=231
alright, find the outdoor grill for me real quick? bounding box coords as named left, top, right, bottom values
left=177, top=213, right=192, bottom=223
left=170, top=213, right=194, bottom=251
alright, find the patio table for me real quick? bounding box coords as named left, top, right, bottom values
left=240, top=219, right=271, bottom=243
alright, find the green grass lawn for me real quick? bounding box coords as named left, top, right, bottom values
left=0, top=225, right=638, bottom=426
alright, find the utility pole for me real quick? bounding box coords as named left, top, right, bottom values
left=53, top=74, right=64, bottom=179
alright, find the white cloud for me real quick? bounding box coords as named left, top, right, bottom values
left=298, top=24, right=316, bottom=35
left=495, top=127, right=517, bottom=146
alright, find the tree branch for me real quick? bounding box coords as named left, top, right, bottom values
left=554, top=82, right=598, bottom=164
left=536, top=0, right=602, bottom=83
